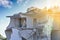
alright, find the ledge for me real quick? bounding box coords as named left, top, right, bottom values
left=5, top=28, right=12, bottom=32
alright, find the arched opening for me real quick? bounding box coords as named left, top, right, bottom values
left=19, top=18, right=26, bottom=27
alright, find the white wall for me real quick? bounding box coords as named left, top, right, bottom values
left=5, top=30, right=12, bottom=40
left=26, top=16, right=33, bottom=28
left=10, top=28, right=22, bottom=40
left=7, top=18, right=16, bottom=29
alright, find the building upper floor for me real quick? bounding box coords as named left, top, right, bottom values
left=6, top=7, right=60, bottom=30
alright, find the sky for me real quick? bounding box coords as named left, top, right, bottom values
left=0, top=0, right=60, bottom=37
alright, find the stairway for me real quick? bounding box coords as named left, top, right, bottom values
left=20, top=30, right=35, bottom=39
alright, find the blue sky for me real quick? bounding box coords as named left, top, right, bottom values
left=0, top=0, right=60, bottom=37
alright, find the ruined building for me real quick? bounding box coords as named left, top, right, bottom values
left=5, top=7, right=60, bottom=40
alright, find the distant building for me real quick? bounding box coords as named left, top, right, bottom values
left=5, top=7, right=60, bottom=40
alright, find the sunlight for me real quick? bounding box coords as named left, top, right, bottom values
left=47, top=0, right=60, bottom=8
left=47, top=6, right=60, bottom=27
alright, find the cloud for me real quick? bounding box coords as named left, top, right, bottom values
left=0, top=0, right=13, bottom=8
left=17, top=0, right=30, bottom=6
left=17, top=0, right=23, bottom=3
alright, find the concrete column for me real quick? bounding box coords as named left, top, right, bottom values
left=5, top=29, right=12, bottom=40
left=10, top=28, right=22, bottom=40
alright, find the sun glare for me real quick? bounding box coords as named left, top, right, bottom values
left=47, top=0, right=60, bottom=8
left=47, top=6, right=60, bottom=25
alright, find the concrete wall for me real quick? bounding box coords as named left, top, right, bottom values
left=5, top=30, right=12, bottom=40
left=26, top=16, right=33, bottom=28
left=10, top=28, right=22, bottom=40
left=51, top=19, right=60, bottom=40
left=6, top=18, right=16, bottom=29
left=51, top=30, right=60, bottom=40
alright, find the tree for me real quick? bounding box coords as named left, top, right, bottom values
left=0, top=34, right=6, bottom=40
